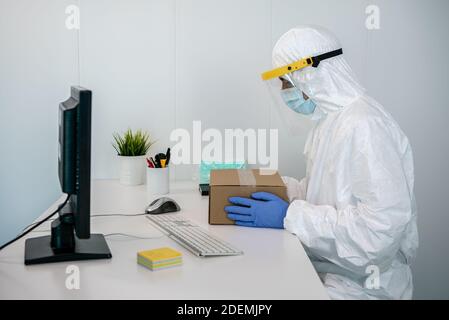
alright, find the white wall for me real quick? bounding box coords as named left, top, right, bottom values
left=363, top=0, right=449, bottom=300
left=79, top=0, right=177, bottom=180
left=0, top=0, right=79, bottom=249
left=1, top=0, right=448, bottom=299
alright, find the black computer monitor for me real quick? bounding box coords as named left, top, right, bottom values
left=24, top=86, right=112, bottom=265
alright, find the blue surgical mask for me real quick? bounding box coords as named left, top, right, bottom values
left=280, top=88, right=316, bottom=115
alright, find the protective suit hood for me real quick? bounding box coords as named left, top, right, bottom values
left=272, top=26, right=365, bottom=117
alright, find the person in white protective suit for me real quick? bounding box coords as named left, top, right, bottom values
left=225, top=26, right=418, bottom=300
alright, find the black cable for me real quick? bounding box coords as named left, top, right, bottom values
left=30, top=232, right=163, bottom=240
left=105, top=233, right=165, bottom=240
left=92, top=213, right=146, bottom=218
left=21, top=212, right=146, bottom=232
left=0, top=194, right=70, bottom=252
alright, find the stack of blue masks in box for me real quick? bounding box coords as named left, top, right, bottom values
left=199, top=162, right=247, bottom=185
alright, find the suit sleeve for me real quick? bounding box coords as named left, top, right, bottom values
left=282, top=176, right=308, bottom=202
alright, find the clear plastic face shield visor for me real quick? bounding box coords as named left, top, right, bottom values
left=261, top=49, right=343, bottom=135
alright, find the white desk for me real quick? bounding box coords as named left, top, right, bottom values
left=0, top=180, right=328, bottom=300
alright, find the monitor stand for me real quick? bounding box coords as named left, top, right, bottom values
left=24, top=213, right=112, bottom=265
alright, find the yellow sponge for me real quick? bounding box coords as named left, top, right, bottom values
left=137, top=247, right=182, bottom=271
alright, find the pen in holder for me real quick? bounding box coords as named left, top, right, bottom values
left=146, top=167, right=169, bottom=196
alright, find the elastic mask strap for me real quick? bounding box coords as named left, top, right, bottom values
left=311, top=48, right=343, bottom=68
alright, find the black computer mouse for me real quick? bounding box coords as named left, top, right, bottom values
left=145, top=197, right=181, bottom=215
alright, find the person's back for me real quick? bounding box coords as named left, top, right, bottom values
left=291, top=94, right=418, bottom=299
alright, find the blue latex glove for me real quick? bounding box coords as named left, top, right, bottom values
left=225, top=192, right=289, bottom=229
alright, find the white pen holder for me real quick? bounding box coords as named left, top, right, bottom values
left=146, top=167, right=169, bottom=196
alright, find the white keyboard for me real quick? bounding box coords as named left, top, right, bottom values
left=146, top=214, right=243, bottom=257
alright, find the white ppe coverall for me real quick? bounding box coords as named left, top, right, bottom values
left=274, top=26, right=418, bottom=300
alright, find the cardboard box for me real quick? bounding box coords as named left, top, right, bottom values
left=209, top=169, right=288, bottom=225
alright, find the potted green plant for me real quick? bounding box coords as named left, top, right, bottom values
left=112, top=129, right=155, bottom=185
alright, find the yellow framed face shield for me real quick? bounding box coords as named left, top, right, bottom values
left=261, top=48, right=343, bottom=81
left=260, top=48, right=343, bottom=135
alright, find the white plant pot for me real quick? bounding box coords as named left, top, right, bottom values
left=118, top=155, right=146, bottom=186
